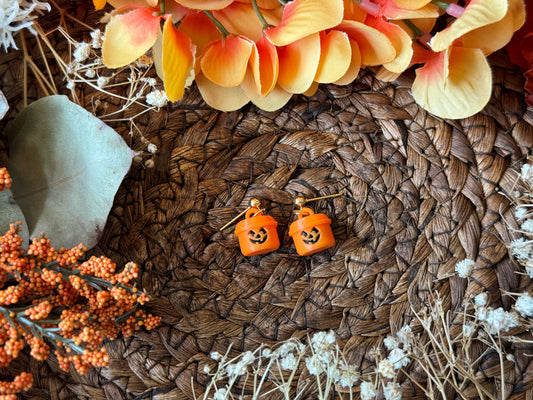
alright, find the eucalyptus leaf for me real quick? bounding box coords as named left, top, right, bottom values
left=7, top=95, right=135, bottom=250
left=0, top=189, right=29, bottom=245
left=0, top=90, right=7, bottom=120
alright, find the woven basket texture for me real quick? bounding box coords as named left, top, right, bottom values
left=1, top=2, right=533, bottom=399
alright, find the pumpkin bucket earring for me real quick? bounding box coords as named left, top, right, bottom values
left=288, top=194, right=340, bottom=256
left=220, top=198, right=280, bottom=256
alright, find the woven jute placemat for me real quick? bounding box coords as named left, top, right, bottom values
left=1, top=2, right=533, bottom=399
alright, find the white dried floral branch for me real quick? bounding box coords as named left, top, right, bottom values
left=1, top=0, right=50, bottom=51
left=195, top=161, right=533, bottom=400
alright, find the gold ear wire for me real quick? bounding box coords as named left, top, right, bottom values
left=293, top=193, right=342, bottom=215
left=294, top=193, right=342, bottom=206
left=219, top=198, right=261, bottom=231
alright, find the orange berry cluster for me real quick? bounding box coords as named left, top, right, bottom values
left=0, top=168, right=11, bottom=192
left=0, top=223, right=161, bottom=398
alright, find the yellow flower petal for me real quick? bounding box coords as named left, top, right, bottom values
left=462, top=0, right=525, bottom=55
left=337, top=20, right=396, bottom=66
left=200, top=35, right=253, bottom=87
left=247, top=82, right=293, bottom=111
left=412, top=46, right=492, bottom=119
left=461, top=10, right=515, bottom=55
left=196, top=72, right=250, bottom=111
left=333, top=39, right=361, bottom=85
left=392, top=0, right=431, bottom=10
left=162, top=17, right=196, bottom=101
left=430, top=0, right=508, bottom=52
left=102, top=7, right=160, bottom=68
left=265, top=0, right=343, bottom=46
left=277, top=32, right=321, bottom=94
left=380, top=1, right=439, bottom=19
left=303, top=82, right=319, bottom=96
left=375, top=67, right=401, bottom=82
left=315, top=30, right=352, bottom=83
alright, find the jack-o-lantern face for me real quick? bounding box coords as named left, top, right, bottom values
left=301, top=227, right=320, bottom=244
left=249, top=227, right=268, bottom=244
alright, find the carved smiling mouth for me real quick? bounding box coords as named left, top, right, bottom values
left=249, top=227, right=268, bottom=244
left=302, top=227, right=320, bottom=244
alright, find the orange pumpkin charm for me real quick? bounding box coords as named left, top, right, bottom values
left=289, top=207, right=335, bottom=256
left=235, top=207, right=280, bottom=256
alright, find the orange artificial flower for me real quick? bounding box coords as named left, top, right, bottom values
left=411, top=45, right=492, bottom=119
left=102, top=5, right=196, bottom=101
left=430, top=0, right=509, bottom=52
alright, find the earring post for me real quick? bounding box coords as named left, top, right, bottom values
left=296, top=193, right=342, bottom=206
left=219, top=198, right=261, bottom=231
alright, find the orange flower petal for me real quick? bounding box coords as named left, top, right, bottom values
left=337, top=20, right=396, bottom=66
left=102, top=7, right=160, bottom=68
left=201, top=35, right=253, bottom=87
left=508, top=0, right=526, bottom=31
left=277, top=32, right=321, bottom=94
left=412, top=46, right=492, bottom=119
left=248, top=36, right=279, bottom=96
left=366, top=17, right=413, bottom=73
left=196, top=72, right=250, bottom=111
left=333, top=39, right=361, bottom=85
left=178, top=11, right=222, bottom=54
left=176, top=0, right=234, bottom=10
left=343, top=0, right=367, bottom=21
left=162, top=17, right=196, bottom=101
left=213, top=2, right=264, bottom=41
left=265, top=0, right=343, bottom=46
left=236, top=0, right=281, bottom=9
left=315, top=30, right=351, bottom=83
left=430, top=0, right=508, bottom=52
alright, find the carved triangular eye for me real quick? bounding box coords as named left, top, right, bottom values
left=302, top=227, right=320, bottom=244
left=249, top=227, right=268, bottom=244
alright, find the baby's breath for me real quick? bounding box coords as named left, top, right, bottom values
left=514, top=293, right=533, bottom=317
left=383, top=382, right=402, bottom=400
left=455, top=258, right=476, bottom=278
left=360, top=380, right=377, bottom=400
left=1, top=0, right=50, bottom=51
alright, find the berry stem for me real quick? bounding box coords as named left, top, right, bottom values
left=38, top=260, right=138, bottom=294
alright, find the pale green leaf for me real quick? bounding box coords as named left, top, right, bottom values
left=0, top=189, right=29, bottom=245
left=7, top=95, right=135, bottom=250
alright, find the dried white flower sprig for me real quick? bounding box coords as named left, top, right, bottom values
left=0, top=0, right=50, bottom=51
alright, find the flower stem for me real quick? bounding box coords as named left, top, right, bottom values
left=430, top=0, right=450, bottom=9
left=403, top=19, right=424, bottom=38
left=159, top=0, right=165, bottom=14
left=203, top=11, right=230, bottom=38
left=251, top=0, right=270, bottom=29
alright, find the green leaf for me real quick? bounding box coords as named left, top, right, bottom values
left=0, top=189, right=29, bottom=245
left=7, top=95, right=135, bottom=250
left=0, top=90, right=8, bottom=120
